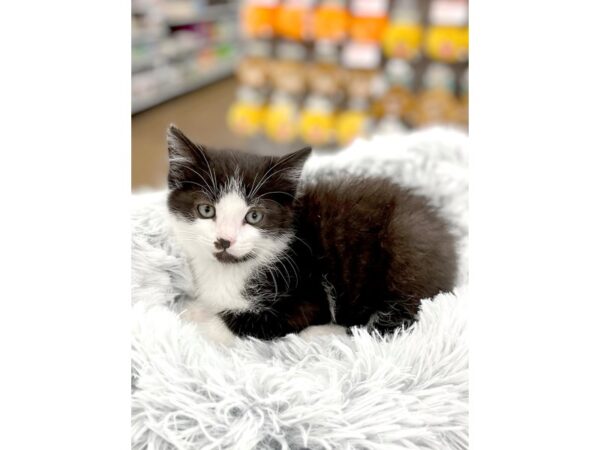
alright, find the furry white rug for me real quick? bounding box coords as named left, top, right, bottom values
left=131, top=127, right=469, bottom=450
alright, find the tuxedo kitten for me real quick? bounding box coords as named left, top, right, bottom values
left=167, top=125, right=457, bottom=342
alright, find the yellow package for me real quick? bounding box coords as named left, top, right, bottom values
left=424, top=26, right=468, bottom=63
left=227, top=100, right=265, bottom=137
left=299, top=107, right=335, bottom=146
left=335, top=110, right=369, bottom=146
left=264, top=100, right=299, bottom=143
left=382, top=22, right=423, bottom=60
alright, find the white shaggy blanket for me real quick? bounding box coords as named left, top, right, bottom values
left=131, top=127, right=469, bottom=450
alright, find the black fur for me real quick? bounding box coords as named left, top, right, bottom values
left=167, top=126, right=458, bottom=339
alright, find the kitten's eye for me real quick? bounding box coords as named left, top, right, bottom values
left=245, top=209, right=263, bottom=225
left=198, top=204, right=215, bottom=219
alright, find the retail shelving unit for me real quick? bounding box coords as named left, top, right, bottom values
left=132, top=0, right=239, bottom=114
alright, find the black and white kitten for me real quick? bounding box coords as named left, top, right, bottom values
left=167, top=125, right=457, bottom=343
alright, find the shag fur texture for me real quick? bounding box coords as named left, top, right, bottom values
left=131, top=127, right=469, bottom=450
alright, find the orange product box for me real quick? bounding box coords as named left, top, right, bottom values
left=241, top=0, right=278, bottom=38
left=275, top=0, right=314, bottom=41
left=313, top=1, right=348, bottom=42
left=349, top=0, right=389, bottom=43
left=349, top=15, right=388, bottom=43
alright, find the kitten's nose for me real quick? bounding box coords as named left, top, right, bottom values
left=214, top=238, right=231, bottom=250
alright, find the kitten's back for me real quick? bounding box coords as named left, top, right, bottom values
left=295, top=177, right=457, bottom=327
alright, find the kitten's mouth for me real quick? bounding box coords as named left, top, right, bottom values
left=213, top=250, right=255, bottom=264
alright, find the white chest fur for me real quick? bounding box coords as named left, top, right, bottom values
left=181, top=251, right=258, bottom=346
left=188, top=253, right=255, bottom=313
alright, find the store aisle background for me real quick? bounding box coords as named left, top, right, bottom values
left=133, top=77, right=237, bottom=190
left=132, top=0, right=243, bottom=191
left=132, top=0, right=468, bottom=191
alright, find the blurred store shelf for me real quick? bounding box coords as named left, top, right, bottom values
left=164, top=3, right=238, bottom=25
left=131, top=0, right=239, bottom=114
left=132, top=61, right=235, bottom=113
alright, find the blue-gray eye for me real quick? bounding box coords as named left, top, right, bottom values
left=198, top=204, right=215, bottom=219
left=245, top=210, right=263, bottom=225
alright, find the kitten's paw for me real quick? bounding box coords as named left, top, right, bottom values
left=180, top=302, right=236, bottom=346
left=198, top=316, right=237, bottom=346
left=299, top=324, right=347, bottom=339
left=179, top=301, right=211, bottom=324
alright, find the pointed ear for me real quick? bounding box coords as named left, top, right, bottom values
left=166, top=125, right=210, bottom=189
left=276, top=147, right=312, bottom=179
left=262, top=147, right=311, bottom=199
left=167, top=124, right=200, bottom=161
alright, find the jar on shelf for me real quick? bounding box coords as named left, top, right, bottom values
left=408, top=62, right=458, bottom=128
left=264, top=42, right=308, bottom=142
left=372, top=59, right=416, bottom=134
left=382, top=0, right=423, bottom=61
left=227, top=40, right=273, bottom=137
left=335, top=68, right=379, bottom=145
left=424, top=0, right=468, bottom=63
left=298, top=42, right=343, bottom=146
left=227, top=86, right=267, bottom=136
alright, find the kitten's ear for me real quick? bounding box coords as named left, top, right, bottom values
left=166, top=125, right=209, bottom=189
left=167, top=124, right=200, bottom=161
left=265, top=147, right=311, bottom=198
left=276, top=146, right=312, bottom=178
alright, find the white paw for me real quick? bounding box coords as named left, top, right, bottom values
left=179, top=302, right=236, bottom=346
left=198, top=315, right=236, bottom=346
left=299, top=324, right=347, bottom=339
left=179, top=301, right=211, bottom=323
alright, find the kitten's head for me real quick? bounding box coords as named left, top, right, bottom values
left=166, top=125, right=311, bottom=265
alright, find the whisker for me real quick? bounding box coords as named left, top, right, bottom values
left=248, top=152, right=299, bottom=199
left=292, top=235, right=313, bottom=254
left=255, top=191, right=296, bottom=200
left=191, top=144, right=219, bottom=195
left=250, top=165, right=297, bottom=198
left=171, top=161, right=217, bottom=199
